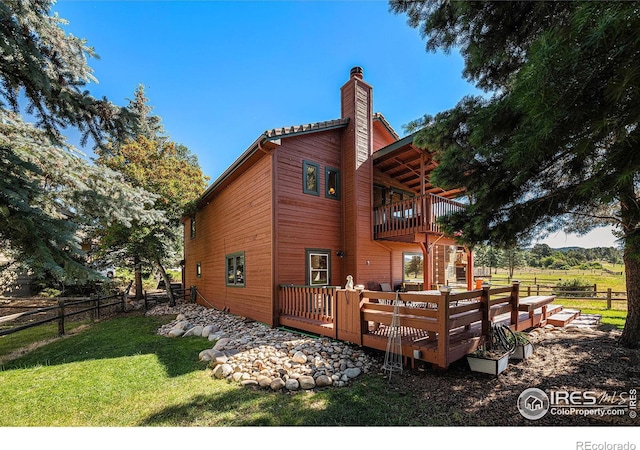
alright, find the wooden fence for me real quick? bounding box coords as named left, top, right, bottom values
left=0, top=282, right=191, bottom=338
left=0, top=292, right=124, bottom=338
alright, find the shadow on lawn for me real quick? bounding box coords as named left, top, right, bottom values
left=0, top=314, right=209, bottom=378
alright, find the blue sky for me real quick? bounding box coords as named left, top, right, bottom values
left=49, top=0, right=619, bottom=248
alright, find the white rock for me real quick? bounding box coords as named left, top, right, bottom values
left=285, top=379, right=300, bottom=391
left=298, top=375, right=316, bottom=390
left=167, top=329, right=185, bottom=338
left=202, top=325, right=214, bottom=337
left=212, top=363, right=233, bottom=379
left=257, top=375, right=272, bottom=388
left=183, top=325, right=203, bottom=337
left=292, top=351, right=308, bottom=364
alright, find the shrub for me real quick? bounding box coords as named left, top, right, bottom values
left=553, top=278, right=595, bottom=298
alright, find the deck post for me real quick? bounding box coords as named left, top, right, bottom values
left=510, top=281, right=520, bottom=329
left=436, top=286, right=451, bottom=368
left=480, top=283, right=491, bottom=340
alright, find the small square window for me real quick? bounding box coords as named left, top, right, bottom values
left=303, top=161, right=320, bottom=196
left=326, top=167, right=340, bottom=200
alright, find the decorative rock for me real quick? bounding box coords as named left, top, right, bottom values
left=257, top=375, right=273, bottom=388
left=316, top=375, right=332, bottom=387
left=213, top=337, right=231, bottom=351
left=212, top=363, right=233, bottom=379
left=148, top=303, right=382, bottom=392
left=298, top=375, right=316, bottom=390
left=285, top=379, right=300, bottom=391
left=292, top=351, right=307, bottom=364
left=241, top=380, right=259, bottom=388
left=344, top=367, right=362, bottom=379
left=183, top=325, right=204, bottom=337
left=167, top=329, right=185, bottom=338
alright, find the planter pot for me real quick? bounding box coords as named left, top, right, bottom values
left=510, top=343, right=534, bottom=360
left=466, top=352, right=510, bottom=375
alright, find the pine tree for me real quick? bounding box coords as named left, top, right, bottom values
left=392, top=1, right=640, bottom=347
left=0, top=0, right=159, bottom=288
left=0, top=110, right=162, bottom=288
left=0, top=0, right=136, bottom=147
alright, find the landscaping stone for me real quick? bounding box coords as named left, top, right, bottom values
left=148, top=303, right=381, bottom=392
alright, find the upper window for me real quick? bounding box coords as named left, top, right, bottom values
left=303, top=161, right=320, bottom=196
left=325, top=167, right=340, bottom=200
left=190, top=216, right=196, bottom=239
left=226, top=252, right=245, bottom=287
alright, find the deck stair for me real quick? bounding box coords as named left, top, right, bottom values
left=546, top=308, right=581, bottom=327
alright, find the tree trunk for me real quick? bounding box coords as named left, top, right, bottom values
left=620, top=239, right=640, bottom=348
left=155, top=259, right=175, bottom=307
left=134, top=254, right=143, bottom=301
left=618, top=179, right=640, bottom=348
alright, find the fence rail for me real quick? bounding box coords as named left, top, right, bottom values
left=0, top=293, right=123, bottom=338
left=0, top=281, right=191, bottom=338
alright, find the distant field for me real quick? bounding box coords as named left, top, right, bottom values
left=479, top=263, right=627, bottom=293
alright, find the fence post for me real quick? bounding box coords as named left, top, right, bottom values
left=527, top=286, right=531, bottom=296
left=190, top=286, right=197, bottom=303
left=89, top=294, right=96, bottom=323
left=96, top=294, right=101, bottom=320
left=57, top=299, right=65, bottom=336
left=480, top=283, right=491, bottom=340
left=536, top=284, right=540, bottom=296
left=144, top=290, right=148, bottom=310
left=510, top=281, right=520, bottom=328
left=607, top=288, right=612, bottom=310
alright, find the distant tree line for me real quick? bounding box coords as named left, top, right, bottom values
left=474, top=243, right=623, bottom=275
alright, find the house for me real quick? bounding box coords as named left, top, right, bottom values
left=183, top=67, right=472, bottom=329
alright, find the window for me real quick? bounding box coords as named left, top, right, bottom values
left=190, top=216, right=196, bottom=239
left=196, top=262, right=201, bottom=278
left=226, top=252, right=245, bottom=287
left=325, top=167, right=340, bottom=200
left=306, top=249, right=330, bottom=286
left=303, top=161, right=320, bottom=196
left=403, top=252, right=423, bottom=283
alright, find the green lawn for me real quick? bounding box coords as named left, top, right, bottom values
left=0, top=315, right=443, bottom=427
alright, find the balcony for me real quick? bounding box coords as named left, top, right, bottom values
left=374, top=193, right=466, bottom=240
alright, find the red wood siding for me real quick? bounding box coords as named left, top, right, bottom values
left=274, top=130, right=344, bottom=287
left=184, top=154, right=274, bottom=325
left=373, top=120, right=397, bottom=151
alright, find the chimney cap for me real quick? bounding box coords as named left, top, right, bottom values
left=350, top=66, right=364, bottom=79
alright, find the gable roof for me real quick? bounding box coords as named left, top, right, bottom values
left=198, top=118, right=349, bottom=206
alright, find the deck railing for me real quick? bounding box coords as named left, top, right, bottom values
left=373, top=193, right=466, bottom=239
left=278, top=285, right=338, bottom=336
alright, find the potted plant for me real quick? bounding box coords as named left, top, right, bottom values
left=508, top=331, right=534, bottom=360
left=466, top=323, right=516, bottom=375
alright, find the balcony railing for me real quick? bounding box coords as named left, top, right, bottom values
left=373, top=193, right=466, bottom=239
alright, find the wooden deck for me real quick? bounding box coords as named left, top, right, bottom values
left=278, top=283, right=573, bottom=369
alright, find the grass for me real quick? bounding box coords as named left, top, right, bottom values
left=0, top=314, right=448, bottom=427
